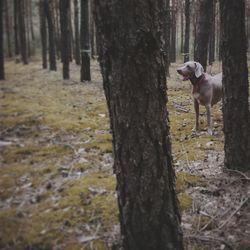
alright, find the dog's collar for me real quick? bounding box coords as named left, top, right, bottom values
left=191, top=74, right=205, bottom=85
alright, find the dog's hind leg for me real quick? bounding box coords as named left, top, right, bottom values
left=205, top=104, right=213, bottom=135
left=192, top=99, right=200, bottom=133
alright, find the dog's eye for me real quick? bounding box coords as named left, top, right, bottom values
left=187, top=65, right=191, bottom=69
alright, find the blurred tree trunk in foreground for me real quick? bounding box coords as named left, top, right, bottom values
left=94, top=1, right=184, bottom=249
left=220, top=0, right=250, bottom=171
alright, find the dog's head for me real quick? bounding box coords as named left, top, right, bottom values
left=177, top=61, right=204, bottom=81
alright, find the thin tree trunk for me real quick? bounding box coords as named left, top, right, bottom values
left=170, top=0, right=176, bottom=63
left=25, top=0, right=31, bottom=58
left=208, top=0, right=215, bottom=65
left=194, top=0, right=213, bottom=71
left=44, top=0, right=56, bottom=71
left=55, top=0, right=61, bottom=60
left=18, top=0, right=28, bottom=64
left=40, top=0, right=47, bottom=69
left=14, top=0, right=19, bottom=58
left=184, top=0, right=190, bottom=62
left=94, top=1, right=184, bottom=249
left=0, top=0, right=4, bottom=79
left=180, top=2, right=184, bottom=54
left=90, top=0, right=97, bottom=59
left=163, top=0, right=170, bottom=77
left=69, top=7, right=73, bottom=62
left=74, top=0, right=80, bottom=65
left=29, top=0, right=35, bottom=41
left=4, top=0, right=12, bottom=57
left=80, top=0, right=91, bottom=81
left=220, top=0, right=250, bottom=170
left=60, top=0, right=70, bottom=79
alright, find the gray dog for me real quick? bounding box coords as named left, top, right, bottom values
left=177, top=61, right=222, bottom=135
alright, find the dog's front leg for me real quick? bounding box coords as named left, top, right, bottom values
left=192, top=99, right=199, bottom=133
left=205, top=104, right=213, bottom=135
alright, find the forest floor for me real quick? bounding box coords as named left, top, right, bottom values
left=0, top=58, right=249, bottom=250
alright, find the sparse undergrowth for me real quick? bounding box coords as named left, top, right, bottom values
left=0, top=60, right=249, bottom=250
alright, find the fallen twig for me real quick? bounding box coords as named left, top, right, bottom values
left=224, top=169, right=250, bottom=181
left=185, top=235, right=234, bottom=250
left=218, top=197, right=249, bottom=230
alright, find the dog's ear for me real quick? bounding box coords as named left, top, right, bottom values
left=194, top=62, right=204, bottom=78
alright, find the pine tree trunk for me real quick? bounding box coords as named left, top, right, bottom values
left=28, top=0, right=35, bottom=41
left=0, top=0, right=4, bottom=79
left=44, top=0, right=56, bottom=71
left=40, top=0, right=47, bottom=69
left=93, top=1, right=184, bottom=249
left=208, top=0, right=215, bottom=65
left=4, top=0, right=12, bottom=57
left=194, top=0, right=213, bottom=71
left=14, top=0, right=19, bottom=58
left=18, top=0, right=28, bottom=64
left=55, top=0, right=61, bottom=60
left=163, top=0, right=170, bottom=77
left=220, top=0, right=250, bottom=170
left=90, top=0, right=97, bottom=59
left=170, top=0, right=176, bottom=63
left=25, top=0, right=31, bottom=58
left=60, top=0, right=70, bottom=79
left=180, top=3, right=184, bottom=54
left=184, top=0, right=190, bottom=62
left=80, top=0, right=91, bottom=81
left=69, top=7, right=73, bottom=62
left=74, top=0, right=80, bottom=65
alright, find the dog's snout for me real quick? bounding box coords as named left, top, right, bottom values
left=177, top=69, right=182, bottom=74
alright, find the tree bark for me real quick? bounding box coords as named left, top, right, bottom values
left=93, top=1, right=184, bottom=249
left=74, top=0, right=80, bottom=65
left=4, top=0, right=12, bottom=57
left=90, top=0, right=97, bottom=59
left=194, top=0, right=213, bottom=71
left=18, top=0, right=28, bottom=64
left=180, top=2, right=184, bottom=54
left=55, top=0, right=61, bottom=60
left=170, top=0, right=176, bottom=63
left=208, top=0, right=216, bottom=65
left=60, top=0, right=70, bottom=79
left=0, top=0, right=4, bottom=79
left=44, top=0, right=57, bottom=71
left=14, top=0, right=19, bottom=58
left=25, top=0, right=31, bottom=58
left=163, top=0, right=170, bottom=77
left=184, top=0, right=190, bottom=62
left=80, top=0, right=91, bottom=81
left=220, top=0, right=250, bottom=170
left=40, top=0, right=47, bottom=69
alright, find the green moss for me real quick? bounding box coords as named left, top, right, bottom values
left=84, top=133, right=113, bottom=153
left=176, top=172, right=202, bottom=193
left=192, top=215, right=217, bottom=230
left=2, top=144, right=74, bottom=164
left=178, top=193, right=192, bottom=211
left=59, top=174, right=118, bottom=225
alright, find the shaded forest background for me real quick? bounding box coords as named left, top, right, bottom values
left=1, top=0, right=250, bottom=75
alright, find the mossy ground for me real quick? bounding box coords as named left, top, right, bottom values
left=0, top=59, right=225, bottom=249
